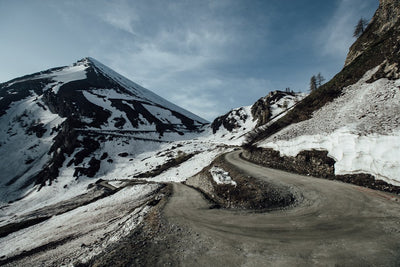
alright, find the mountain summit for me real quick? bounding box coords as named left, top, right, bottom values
left=0, top=58, right=207, bottom=201
left=1, top=57, right=207, bottom=130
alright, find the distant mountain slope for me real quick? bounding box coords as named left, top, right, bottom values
left=210, top=90, right=306, bottom=143
left=244, top=0, right=400, bottom=187
left=0, top=58, right=208, bottom=202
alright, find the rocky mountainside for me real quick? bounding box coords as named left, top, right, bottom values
left=0, top=58, right=208, bottom=202
left=345, top=0, right=400, bottom=68
left=244, top=0, right=400, bottom=187
left=246, top=0, right=400, bottom=146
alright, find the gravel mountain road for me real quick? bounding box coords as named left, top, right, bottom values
left=163, top=150, right=400, bottom=266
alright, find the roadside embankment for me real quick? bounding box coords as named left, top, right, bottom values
left=185, top=152, right=297, bottom=210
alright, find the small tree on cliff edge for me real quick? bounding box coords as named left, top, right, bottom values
left=354, top=18, right=368, bottom=38
left=310, top=75, right=317, bottom=91
left=316, top=73, right=325, bottom=87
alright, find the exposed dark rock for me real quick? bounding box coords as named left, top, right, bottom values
left=25, top=158, right=34, bottom=165
left=345, top=0, right=400, bottom=67
left=242, top=147, right=335, bottom=178
left=100, top=152, right=108, bottom=160
left=74, top=157, right=101, bottom=178
left=26, top=123, right=47, bottom=138
left=251, top=98, right=271, bottom=127
left=73, top=137, right=100, bottom=166
left=211, top=108, right=248, bottom=133
left=113, top=116, right=126, bottom=129
left=32, top=119, right=79, bottom=188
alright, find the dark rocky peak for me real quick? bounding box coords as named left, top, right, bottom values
left=1, top=57, right=207, bottom=131
left=211, top=107, right=250, bottom=134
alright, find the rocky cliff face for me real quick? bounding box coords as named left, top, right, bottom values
left=345, top=0, right=400, bottom=72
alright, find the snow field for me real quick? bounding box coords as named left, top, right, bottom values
left=0, top=184, right=159, bottom=264
left=0, top=93, right=65, bottom=204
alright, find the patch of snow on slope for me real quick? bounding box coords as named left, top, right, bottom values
left=143, top=104, right=182, bottom=124
left=148, top=147, right=228, bottom=183
left=40, top=62, right=88, bottom=94
left=210, top=166, right=237, bottom=186
left=269, top=92, right=307, bottom=119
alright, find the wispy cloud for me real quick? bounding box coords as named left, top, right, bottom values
left=317, top=0, right=377, bottom=59
left=94, top=0, right=259, bottom=120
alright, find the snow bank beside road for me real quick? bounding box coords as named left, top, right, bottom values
left=261, top=127, right=400, bottom=186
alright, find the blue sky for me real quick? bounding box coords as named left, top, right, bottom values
left=0, top=0, right=378, bottom=120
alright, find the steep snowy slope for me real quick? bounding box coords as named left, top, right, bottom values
left=259, top=67, right=400, bottom=185
left=0, top=58, right=208, bottom=204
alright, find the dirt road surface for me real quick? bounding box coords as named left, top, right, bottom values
left=163, top=150, right=400, bottom=266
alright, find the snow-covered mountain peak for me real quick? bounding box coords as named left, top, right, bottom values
left=0, top=58, right=208, bottom=200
